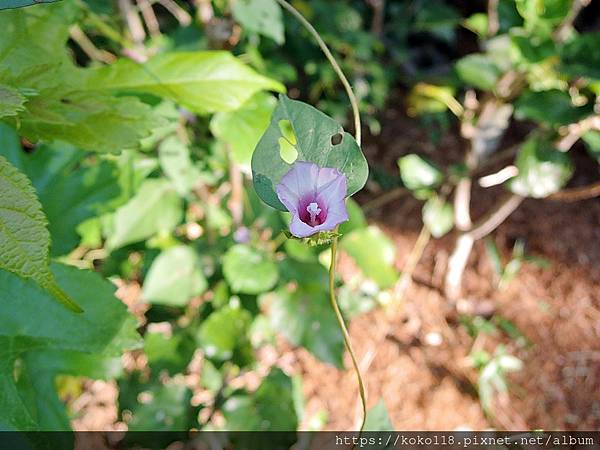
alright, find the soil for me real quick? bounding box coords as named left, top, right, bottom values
left=295, top=98, right=600, bottom=431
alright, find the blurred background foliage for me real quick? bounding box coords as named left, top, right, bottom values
left=0, top=0, right=599, bottom=445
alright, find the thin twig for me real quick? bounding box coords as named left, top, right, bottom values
left=136, top=0, right=161, bottom=37
left=69, top=24, right=117, bottom=64
left=157, top=0, right=192, bottom=26
left=547, top=181, right=600, bottom=202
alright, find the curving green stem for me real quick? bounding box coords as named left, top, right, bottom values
left=329, top=236, right=367, bottom=431
left=274, top=0, right=367, bottom=432
left=274, top=0, right=361, bottom=146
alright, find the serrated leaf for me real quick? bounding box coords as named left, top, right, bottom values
left=0, top=155, right=81, bottom=312
left=398, top=154, right=444, bottom=191
left=0, top=263, right=141, bottom=430
left=340, top=226, right=398, bottom=289
left=260, top=283, right=345, bottom=367
left=106, top=178, right=183, bottom=250
left=252, top=95, right=368, bottom=211
left=222, top=244, right=279, bottom=294
left=211, top=92, right=277, bottom=167
left=0, top=84, right=26, bottom=118
left=422, top=197, right=454, bottom=238
left=508, top=137, right=573, bottom=198
left=87, top=51, right=284, bottom=114
left=232, top=0, right=285, bottom=44
left=142, top=245, right=207, bottom=306
left=1, top=137, right=122, bottom=256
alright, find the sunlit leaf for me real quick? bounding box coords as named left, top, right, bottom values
left=87, top=51, right=284, bottom=114
left=232, top=0, right=285, bottom=44
left=422, top=196, right=454, bottom=238
left=223, top=244, right=278, bottom=294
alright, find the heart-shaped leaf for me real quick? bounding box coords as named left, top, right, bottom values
left=251, top=95, right=368, bottom=211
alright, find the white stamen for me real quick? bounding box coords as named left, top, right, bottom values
left=306, top=202, right=321, bottom=225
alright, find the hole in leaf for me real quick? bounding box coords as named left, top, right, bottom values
left=331, top=133, right=343, bottom=145
left=279, top=137, right=298, bottom=164
left=278, top=120, right=298, bottom=164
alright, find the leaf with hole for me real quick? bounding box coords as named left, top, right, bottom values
left=252, top=95, right=368, bottom=211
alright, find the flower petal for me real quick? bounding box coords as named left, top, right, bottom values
left=289, top=214, right=318, bottom=238
left=275, top=161, right=319, bottom=204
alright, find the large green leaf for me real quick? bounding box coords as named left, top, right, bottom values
left=142, top=245, right=207, bottom=306
left=0, top=263, right=141, bottom=430
left=86, top=51, right=284, bottom=114
left=0, top=155, right=81, bottom=311
left=211, top=93, right=277, bottom=167
left=340, top=226, right=398, bottom=289
left=261, top=282, right=345, bottom=367
left=252, top=95, right=368, bottom=211
left=232, top=0, right=285, bottom=44
left=223, top=368, right=298, bottom=432
left=106, top=178, right=183, bottom=250
left=508, top=137, right=573, bottom=198
left=222, top=244, right=279, bottom=294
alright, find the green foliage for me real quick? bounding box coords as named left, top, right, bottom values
left=455, top=54, right=502, bottom=90
left=252, top=95, right=368, bottom=210
left=223, top=244, right=279, bottom=294
left=211, top=93, right=277, bottom=166
left=509, top=138, right=573, bottom=198
left=0, top=84, right=26, bottom=117
left=422, top=196, right=454, bottom=238
left=232, top=0, right=285, bottom=44
left=223, top=368, right=298, bottom=431
left=87, top=51, right=285, bottom=114
left=261, top=283, right=345, bottom=367
left=197, top=305, right=253, bottom=363
left=0, top=263, right=141, bottom=429
left=364, top=399, right=394, bottom=431
left=514, top=89, right=592, bottom=126
left=560, top=32, right=600, bottom=80
left=340, top=226, right=398, bottom=289
left=143, top=245, right=208, bottom=306
left=106, top=179, right=183, bottom=250
left=398, top=154, right=443, bottom=195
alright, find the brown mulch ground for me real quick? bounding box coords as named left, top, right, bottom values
left=295, top=101, right=600, bottom=431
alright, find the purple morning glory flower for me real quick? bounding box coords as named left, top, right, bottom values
left=275, top=161, right=349, bottom=238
